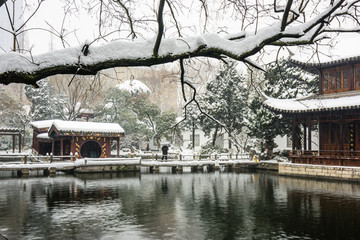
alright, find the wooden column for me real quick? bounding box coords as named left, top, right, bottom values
left=308, top=120, right=312, bottom=151
left=318, top=116, right=323, bottom=151
left=12, top=135, right=15, bottom=153
left=303, top=123, right=307, bottom=151
left=292, top=119, right=296, bottom=151
left=18, top=133, right=21, bottom=153
left=339, top=116, right=343, bottom=155
left=52, top=140, right=55, bottom=156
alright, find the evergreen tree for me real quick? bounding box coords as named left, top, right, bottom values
left=96, top=87, right=178, bottom=150
left=180, top=101, right=203, bottom=149
left=264, top=59, right=318, bottom=99
left=129, top=93, right=178, bottom=148
left=201, top=61, right=248, bottom=152
left=25, top=79, right=67, bottom=121
left=0, top=88, right=31, bottom=150
left=246, top=59, right=318, bottom=157
left=95, top=87, right=145, bottom=149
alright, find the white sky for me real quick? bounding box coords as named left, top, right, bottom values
left=2, top=0, right=360, bottom=65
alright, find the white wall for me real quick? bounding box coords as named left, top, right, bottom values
left=274, top=130, right=319, bottom=152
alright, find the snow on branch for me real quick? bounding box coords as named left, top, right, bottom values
left=0, top=0, right=359, bottom=85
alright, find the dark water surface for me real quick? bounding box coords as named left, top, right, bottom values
left=0, top=170, right=360, bottom=240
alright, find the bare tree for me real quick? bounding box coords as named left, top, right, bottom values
left=0, top=0, right=47, bottom=53
left=0, top=0, right=359, bottom=86
left=1, top=0, right=359, bottom=152
left=51, top=74, right=104, bottom=120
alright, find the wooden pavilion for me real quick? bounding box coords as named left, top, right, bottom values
left=30, top=120, right=124, bottom=159
left=264, top=56, right=360, bottom=166
left=0, top=127, right=22, bottom=153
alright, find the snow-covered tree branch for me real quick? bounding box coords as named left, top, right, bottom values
left=0, top=0, right=360, bottom=85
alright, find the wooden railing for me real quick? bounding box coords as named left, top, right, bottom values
left=288, top=150, right=360, bottom=166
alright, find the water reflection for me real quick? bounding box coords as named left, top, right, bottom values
left=0, top=170, right=359, bottom=239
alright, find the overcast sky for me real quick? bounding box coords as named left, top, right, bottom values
left=2, top=0, right=360, bottom=65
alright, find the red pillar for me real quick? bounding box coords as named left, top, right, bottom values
left=18, top=133, right=22, bottom=153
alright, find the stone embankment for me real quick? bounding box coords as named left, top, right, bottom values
left=279, top=163, right=360, bottom=181
left=2, top=154, right=360, bottom=181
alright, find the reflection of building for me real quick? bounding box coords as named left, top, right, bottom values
left=264, top=56, right=360, bottom=166
left=30, top=120, right=124, bottom=158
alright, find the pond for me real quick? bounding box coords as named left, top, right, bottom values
left=0, top=169, right=360, bottom=240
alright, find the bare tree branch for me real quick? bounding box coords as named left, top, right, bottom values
left=153, top=0, right=166, bottom=57
left=281, top=0, right=293, bottom=31
left=116, top=0, right=137, bottom=40
left=0, top=0, right=359, bottom=85
left=165, top=0, right=182, bottom=37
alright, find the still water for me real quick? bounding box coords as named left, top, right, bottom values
left=0, top=169, right=360, bottom=240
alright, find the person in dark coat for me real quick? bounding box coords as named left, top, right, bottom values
left=161, top=144, right=169, bottom=161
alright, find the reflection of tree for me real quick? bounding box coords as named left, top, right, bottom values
left=118, top=175, right=179, bottom=239
left=197, top=180, right=247, bottom=240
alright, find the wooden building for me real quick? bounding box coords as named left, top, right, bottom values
left=264, top=56, right=360, bottom=166
left=30, top=120, right=124, bottom=159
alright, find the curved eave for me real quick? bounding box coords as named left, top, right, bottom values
left=263, top=90, right=360, bottom=115
left=265, top=104, right=360, bottom=115
left=290, top=56, right=360, bottom=73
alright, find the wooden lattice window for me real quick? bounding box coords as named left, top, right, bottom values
left=322, top=67, right=351, bottom=94
left=354, top=64, right=360, bottom=90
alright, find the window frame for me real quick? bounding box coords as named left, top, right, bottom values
left=322, top=66, right=351, bottom=94
left=354, top=64, right=360, bottom=90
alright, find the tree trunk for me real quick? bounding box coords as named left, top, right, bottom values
left=228, top=129, right=232, bottom=150
left=212, top=125, right=218, bottom=147
left=192, top=121, right=195, bottom=150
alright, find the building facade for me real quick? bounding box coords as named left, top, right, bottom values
left=31, top=120, right=124, bottom=159
left=264, top=56, right=360, bottom=166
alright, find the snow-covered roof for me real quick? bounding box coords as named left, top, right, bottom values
left=51, top=120, right=124, bottom=134
left=31, top=119, right=124, bottom=135
left=264, top=91, right=360, bottom=114
left=30, top=120, right=60, bottom=129
left=290, top=56, right=360, bottom=72
left=37, top=133, right=52, bottom=139
left=116, top=79, right=151, bottom=94
left=0, top=127, right=21, bottom=132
